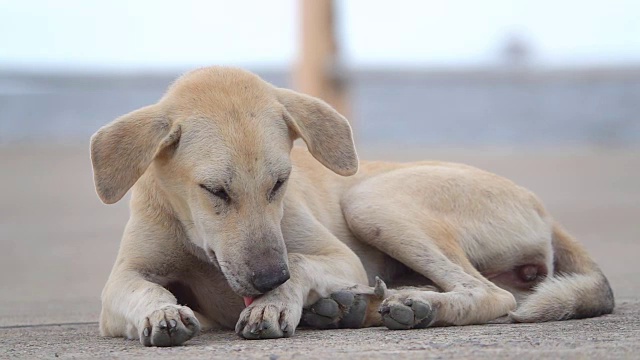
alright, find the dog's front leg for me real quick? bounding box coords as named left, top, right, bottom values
left=235, top=241, right=367, bottom=339
left=100, top=269, right=201, bottom=346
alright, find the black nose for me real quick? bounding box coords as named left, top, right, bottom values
left=251, top=265, right=290, bottom=293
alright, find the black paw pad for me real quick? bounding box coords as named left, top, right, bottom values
left=302, top=291, right=369, bottom=329
left=380, top=299, right=436, bottom=330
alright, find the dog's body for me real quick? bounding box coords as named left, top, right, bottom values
left=91, top=67, right=614, bottom=346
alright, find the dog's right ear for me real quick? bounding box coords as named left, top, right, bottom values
left=90, top=104, right=178, bottom=204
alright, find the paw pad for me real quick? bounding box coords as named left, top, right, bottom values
left=379, top=298, right=436, bottom=330
left=302, top=290, right=369, bottom=329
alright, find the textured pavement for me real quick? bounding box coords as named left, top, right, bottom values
left=2, top=300, right=639, bottom=359
left=1, top=143, right=639, bottom=359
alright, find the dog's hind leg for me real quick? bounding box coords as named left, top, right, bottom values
left=341, top=196, right=517, bottom=329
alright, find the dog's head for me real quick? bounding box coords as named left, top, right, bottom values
left=90, top=67, right=357, bottom=298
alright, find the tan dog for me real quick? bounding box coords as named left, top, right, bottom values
left=90, top=67, right=614, bottom=347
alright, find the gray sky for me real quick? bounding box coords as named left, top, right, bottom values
left=1, top=0, right=639, bottom=70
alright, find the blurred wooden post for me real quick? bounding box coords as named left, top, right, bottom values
left=294, top=0, right=349, bottom=119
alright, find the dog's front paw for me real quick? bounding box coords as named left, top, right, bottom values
left=235, top=298, right=301, bottom=339
left=301, top=290, right=370, bottom=329
left=379, top=294, right=437, bottom=330
left=139, top=305, right=200, bottom=347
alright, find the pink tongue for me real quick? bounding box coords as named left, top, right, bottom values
left=243, top=297, right=254, bottom=307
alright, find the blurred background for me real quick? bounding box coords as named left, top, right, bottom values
left=0, top=0, right=638, bottom=327
left=2, top=0, right=640, bottom=146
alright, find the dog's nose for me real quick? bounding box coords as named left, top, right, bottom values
left=251, top=265, right=290, bottom=293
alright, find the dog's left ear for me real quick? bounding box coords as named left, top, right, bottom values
left=276, top=88, right=358, bottom=176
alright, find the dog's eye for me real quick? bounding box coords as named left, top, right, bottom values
left=269, top=178, right=286, bottom=200
left=200, top=184, right=231, bottom=204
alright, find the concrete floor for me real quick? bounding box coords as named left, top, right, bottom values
left=1, top=143, right=639, bottom=358
left=2, top=300, right=639, bottom=359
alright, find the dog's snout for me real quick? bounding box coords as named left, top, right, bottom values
left=251, top=265, right=290, bottom=293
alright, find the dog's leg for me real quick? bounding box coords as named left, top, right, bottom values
left=100, top=269, right=201, bottom=346
left=343, top=205, right=516, bottom=329
left=235, top=211, right=371, bottom=339
left=366, top=225, right=515, bottom=328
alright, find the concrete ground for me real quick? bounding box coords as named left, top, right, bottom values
left=1, top=143, right=639, bottom=359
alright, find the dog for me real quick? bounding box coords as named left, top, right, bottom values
left=90, top=66, right=614, bottom=346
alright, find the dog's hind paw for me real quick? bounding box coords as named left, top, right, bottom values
left=379, top=295, right=437, bottom=330
left=301, top=290, right=370, bottom=329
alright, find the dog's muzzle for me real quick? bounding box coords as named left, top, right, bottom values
left=251, top=264, right=290, bottom=293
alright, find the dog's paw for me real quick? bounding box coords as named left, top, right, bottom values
left=139, top=305, right=200, bottom=347
left=235, top=299, right=301, bottom=339
left=379, top=294, right=437, bottom=330
left=301, top=290, right=369, bottom=329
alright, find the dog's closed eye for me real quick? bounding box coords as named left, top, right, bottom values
left=269, top=178, right=287, bottom=201
left=200, top=184, right=231, bottom=204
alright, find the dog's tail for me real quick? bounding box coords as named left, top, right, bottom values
left=509, top=224, right=614, bottom=322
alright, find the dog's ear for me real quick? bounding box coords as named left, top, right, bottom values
left=90, top=104, right=180, bottom=204
left=277, top=88, right=358, bottom=176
